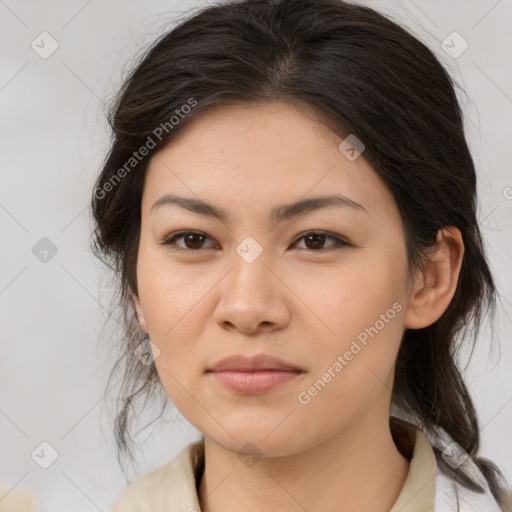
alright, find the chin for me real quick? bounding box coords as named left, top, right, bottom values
left=206, top=427, right=307, bottom=458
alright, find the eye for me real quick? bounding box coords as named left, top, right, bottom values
left=291, top=230, right=349, bottom=252
left=158, top=230, right=349, bottom=254
left=158, top=230, right=218, bottom=252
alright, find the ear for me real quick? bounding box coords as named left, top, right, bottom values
left=403, top=226, right=464, bottom=330
left=132, top=294, right=148, bottom=333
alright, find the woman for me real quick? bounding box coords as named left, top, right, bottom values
left=90, top=0, right=512, bottom=510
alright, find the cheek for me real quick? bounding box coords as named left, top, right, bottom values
left=136, top=246, right=211, bottom=336
left=292, top=307, right=404, bottom=445
left=135, top=253, right=210, bottom=395
left=292, top=251, right=407, bottom=343
left=141, top=279, right=206, bottom=377
left=294, top=252, right=407, bottom=406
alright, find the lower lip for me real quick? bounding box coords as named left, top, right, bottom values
left=209, top=370, right=303, bottom=394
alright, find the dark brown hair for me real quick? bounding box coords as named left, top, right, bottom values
left=90, top=0, right=511, bottom=507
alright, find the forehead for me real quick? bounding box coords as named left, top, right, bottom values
left=142, top=100, right=396, bottom=223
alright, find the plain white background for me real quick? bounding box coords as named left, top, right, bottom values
left=1, top=1, right=511, bottom=510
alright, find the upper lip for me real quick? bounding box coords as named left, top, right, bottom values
left=208, top=354, right=304, bottom=372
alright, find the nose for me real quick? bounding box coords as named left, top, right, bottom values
left=212, top=246, right=291, bottom=334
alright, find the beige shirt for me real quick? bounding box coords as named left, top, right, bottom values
left=111, top=425, right=437, bottom=512
left=0, top=485, right=37, bottom=512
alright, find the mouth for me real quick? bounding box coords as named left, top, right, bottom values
left=208, top=353, right=304, bottom=372
left=206, top=353, right=305, bottom=394
left=208, top=369, right=304, bottom=394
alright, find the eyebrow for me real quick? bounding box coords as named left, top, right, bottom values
left=150, top=193, right=368, bottom=223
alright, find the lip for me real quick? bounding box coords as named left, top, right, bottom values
left=210, top=370, right=303, bottom=394
left=208, top=354, right=304, bottom=372
left=207, top=354, right=304, bottom=394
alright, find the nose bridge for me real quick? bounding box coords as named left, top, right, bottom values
left=213, top=233, right=289, bottom=331
left=229, top=233, right=274, bottom=297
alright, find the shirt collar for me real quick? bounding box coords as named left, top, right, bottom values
left=390, top=423, right=437, bottom=511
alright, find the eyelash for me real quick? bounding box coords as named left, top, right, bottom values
left=158, top=230, right=350, bottom=254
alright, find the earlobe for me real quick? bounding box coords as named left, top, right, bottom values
left=132, top=294, right=148, bottom=333
left=403, top=226, right=464, bottom=330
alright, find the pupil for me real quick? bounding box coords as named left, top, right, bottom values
left=307, top=234, right=325, bottom=249
left=186, top=234, right=204, bottom=249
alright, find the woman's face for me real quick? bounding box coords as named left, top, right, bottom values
left=133, top=100, right=417, bottom=456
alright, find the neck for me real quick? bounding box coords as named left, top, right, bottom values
left=197, top=408, right=410, bottom=512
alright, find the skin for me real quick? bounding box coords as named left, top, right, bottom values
left=132, top=100, right=464, bottom=512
